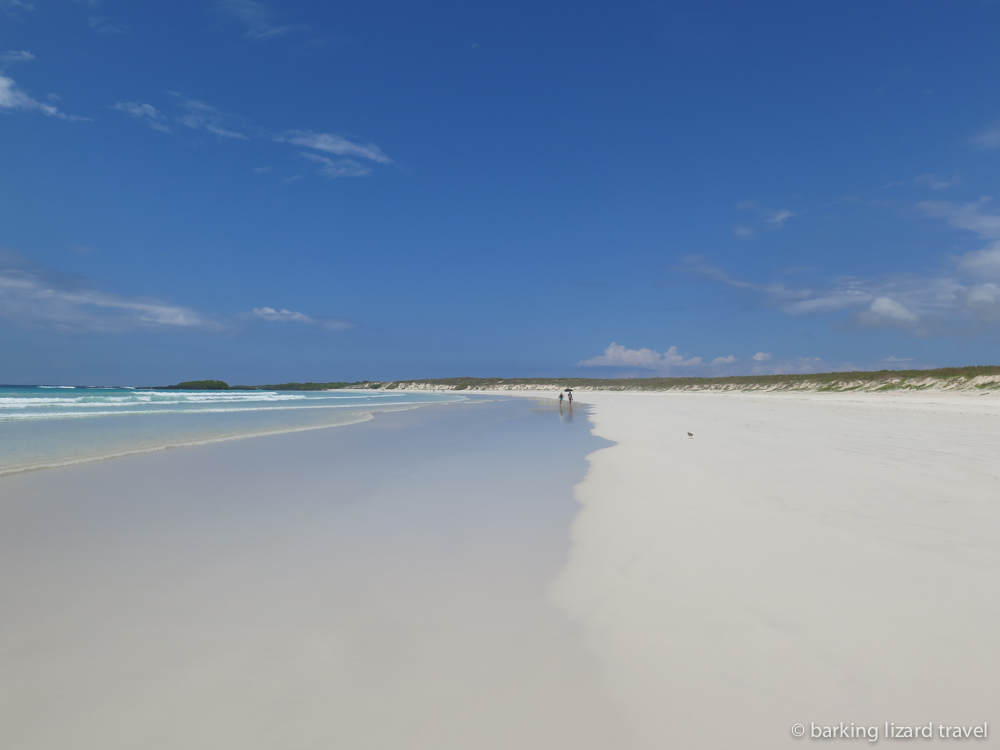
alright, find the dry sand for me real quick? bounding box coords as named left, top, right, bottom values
left=546, top=390, right=1000, bottom=747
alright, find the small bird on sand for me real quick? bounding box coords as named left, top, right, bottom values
left=687, top=432, right=694, bottom=438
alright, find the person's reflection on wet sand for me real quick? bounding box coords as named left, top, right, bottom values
left=559, top=398, right=573, bottom=423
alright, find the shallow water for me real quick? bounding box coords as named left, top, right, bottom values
left=0, top=386, right=463, bottom=474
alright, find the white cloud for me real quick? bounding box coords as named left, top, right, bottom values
left=711, top=354, right=737, bottom=365
left=956, top=241, right=1000, bottom=281
left=1, top=50, right=34, bottom=62
left=111, top=94, right=391, bottom=179
left=0, top=253, right=362, bottom=334
left=766, top=209, right=794, bottom=225
left=286, top=130, right=392, bottom=164
left=88, top=16, right=129, bottom=34
left=300, top=152, right=371, bottom=178
left=972, top=128, right=1000, bottom=149
left=579, top=342, right=702, bottom=369
left=914, top=174, right=960, bottom=190
left=883, top=356, right=914, bottom=362
left=860, top=296, right=919, bottom=326
left=251, top=306, right=356, bottom=331
left=0, top=253, right=220, bottom=332
left=214, top=0, right=304, bottom=40
left=917, top=198, right=1000, bottom=239
left=0, top=74, right=79, bottom=120
left=751, top=352, right=772, bottom=361
left=112, top=102, right=171, bottom=132
left=733, top=225, right=754, bottom=238
left=172, top=94, right=249, bottom=139
left=1, top=0, right=34, bottom=16
left=684, top=194, right=1000, bottom=337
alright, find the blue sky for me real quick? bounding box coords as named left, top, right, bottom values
left=3, top=0, right=1000, bottom=384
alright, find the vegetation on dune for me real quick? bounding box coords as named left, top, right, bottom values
left=372, top=365, right=1000, bottom=391
left=156, top=365, right=1000, bottom=392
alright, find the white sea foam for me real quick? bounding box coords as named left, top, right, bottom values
left=0, top=401, right=455, bottom=421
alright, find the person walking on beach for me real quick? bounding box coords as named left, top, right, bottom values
left=559, top=392, right=564, bottom=405
left=567, top=390, right=573, bottom=405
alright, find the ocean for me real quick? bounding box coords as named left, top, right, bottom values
left=0, top=385, right=464, bottom=475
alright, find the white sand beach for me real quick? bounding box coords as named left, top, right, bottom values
left=2, top=391, right=999, bottom=748
left=548, top=389, right=1000, bottom=748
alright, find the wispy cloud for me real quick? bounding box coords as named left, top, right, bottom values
left=300, top=152, right=371, bottom=178
left=684, top=259, right=971, bottom=336
left=734, top=201, right=795, bottom=235
left=684, top=198, right=1000, bottom=337
left=172, top=93, right=250, bottom=139
left=752, top=352, right=772, bottom=361
left=1, top=50, right=34, bottom=62
left=914, top=174, right=960, bottom=190
left=285, top=130, right=392, bottom=164
left=884, top=356, right=914, bottom=362
left=579, top=342, right=702, bottom=369
left=711, top=354, right=737, bottom=365
left=766, top=209, right=794, bottom=226
left=112, top=102, right=171, bottom=133
left=214, top=0, right=305, bottom=40
left=972, top=127, right=1000, bottom=149
left=1, top=0, right=34, bottom=17
left=0, top=253, right=360, bottom=334
left=0, top=74, right=82, bottom=120
left=111, top=94, right=392, bottom=179
left=88, top=16, right=130, bottom=34
left=917, top=198, right=1000, bottom=239
left=0, top=252, right=220, bottom=332
left=251, top=306, right=357, bottom=331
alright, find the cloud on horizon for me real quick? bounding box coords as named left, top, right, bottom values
left=579, top=342, right=703, bottom=369
left=578, top=342, right=866, bottom=377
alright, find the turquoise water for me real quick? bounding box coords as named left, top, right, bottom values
left=0, top=386, right=464, bottom=475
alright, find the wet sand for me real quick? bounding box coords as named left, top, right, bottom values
left=0, top=398, right=625, bottom=750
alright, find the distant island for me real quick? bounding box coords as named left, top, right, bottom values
left=156, top=365, right=1000, bottom=393
left=160, top=380, right=231, bottom=390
